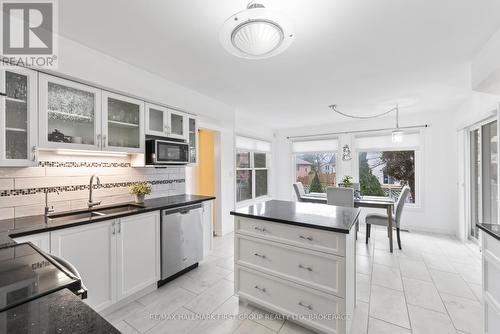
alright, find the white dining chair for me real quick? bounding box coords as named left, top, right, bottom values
left=326, top=187, right=354, bottom=207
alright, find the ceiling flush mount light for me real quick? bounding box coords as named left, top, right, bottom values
left=329, top=104, right=405, bottom=143
left=220, top=2, right=294, bottom=59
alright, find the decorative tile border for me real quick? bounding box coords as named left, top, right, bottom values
left=0, top=179, right=185, bottom=197
left=38, top=161, right=132, bottom=168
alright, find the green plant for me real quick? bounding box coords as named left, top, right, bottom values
left=129, top=182, right=152, bottom=196
left=309, top=172, right=323, bottom=193
left=342, top=175, right=353, bottom=188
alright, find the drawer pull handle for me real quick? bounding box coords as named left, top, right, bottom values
left=254, top=226, right=267, bottom=232
left=298, top=301, right=313, bottom=310
left=254, top=285, right=266, bottom=293
left=298, top=264, right=313, bottom=271
left=299, top=235, right=313, bottom=241
left=254, top=253, right=267, bottom=259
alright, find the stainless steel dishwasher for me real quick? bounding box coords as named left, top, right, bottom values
left=159, top=203, right=203, bottom=285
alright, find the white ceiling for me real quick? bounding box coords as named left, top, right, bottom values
left=59, top=0, right=500, bottom=129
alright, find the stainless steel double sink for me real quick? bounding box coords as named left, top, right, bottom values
left=47, top=203, right=145, bottom=224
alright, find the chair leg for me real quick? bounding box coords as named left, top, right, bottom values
left=396, top=228, right=402, bottom=250
left=365, top=224, right=371, bottom=244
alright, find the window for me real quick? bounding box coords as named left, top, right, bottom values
left=235, top=136, right=271, bottom=203
left=292, top=139, right=338, bottom=194
left=356, top=132, right=420, bottom=204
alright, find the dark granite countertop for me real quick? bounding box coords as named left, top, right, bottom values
left=231, top=199, right=360, bottom=234
left=0, top=194, right=215, bottom=243
left=0, top=194, right=215, bottom=332
left=2, top=288, right=119, bottom=334
left=477, top=223, right=500, bottom=241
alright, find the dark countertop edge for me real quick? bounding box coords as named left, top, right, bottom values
left=230, top=209, right=360, bottom=234
left=7, top=195, right=216, bottom=239
left=477, top=223, right=500, bottom=242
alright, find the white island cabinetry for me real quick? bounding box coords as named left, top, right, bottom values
left=233, top=201, right=357, bottom=334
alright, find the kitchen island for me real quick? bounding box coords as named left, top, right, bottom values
left=231, top=200, right=360, bottom=334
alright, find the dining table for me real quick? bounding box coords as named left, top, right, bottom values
left=301, top=194, right=396, bottom=252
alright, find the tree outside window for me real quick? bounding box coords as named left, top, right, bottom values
left=295, top=152, right=336, bottom=193
left=358, top=151, right=415, bottom=203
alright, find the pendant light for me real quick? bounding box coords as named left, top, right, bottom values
left=220, top=2, right=294, bottom=59
left=391, top=105, right=404, bottom=143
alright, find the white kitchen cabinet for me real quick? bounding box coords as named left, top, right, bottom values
left=50, top=220, right=116, bottom=311
left=102, top=91, right=144, bottom=153
left=39, top=74, right=102, bottom=151
left=0, top=66, right=38, bottom=166
left=202, top=200, right=213, bottom=257
left=116, top=211, right=160, bottom=300
left=188, top=116, right=198, bottom=164
left=145, top=102, right=188, bottom=140
left=482, top=232, right=500, bottom=334
left=13, top=232, right=50, bottom=253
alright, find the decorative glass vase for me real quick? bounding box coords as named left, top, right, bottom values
left=134, top=194, right=145, bottom=204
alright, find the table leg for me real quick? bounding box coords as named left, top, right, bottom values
left=387, top=205, right=393, bottom=252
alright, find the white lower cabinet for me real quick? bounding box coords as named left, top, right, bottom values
left=50, top=211, right=160, bottom=311
left=116, top=212, right=160, bottom=300
left=50, top=220, right=116, bottom=311
left=13, top=232, right=50, bottom=253
left=235, top=216, right=355, bottom=334
left=202, top=200, right=214, bottom=257
left=482, top=232, right=500, bottom=334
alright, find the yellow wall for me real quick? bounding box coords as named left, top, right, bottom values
left=197, top=129, right=215, bottom=197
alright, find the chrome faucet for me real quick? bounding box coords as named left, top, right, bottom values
left=88, top=175, right=102, bottom=209
left=44, top=189, right=59, bottom=224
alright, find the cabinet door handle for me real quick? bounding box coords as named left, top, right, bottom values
left=254, top=285, right=266, bottom=293
left=102, top=135, right=107, bottom=148
left=112, top=222, right=115, bottom=235
left=97, top=134, right=101, bottom=149
left=117, top=222, right=121, bottom=234
left=298, top=301, right=313, bottom=310
left=298, top=264, right=313, bottom=271
left=254, top=253, right=266, bottom=259
left=299, top=235, right=313, bottom=241
left=254, top=226, right=267, bottom=232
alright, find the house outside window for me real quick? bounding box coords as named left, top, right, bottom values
left=235, top=136, right=271, bottom=203
left=292, top=139, right=338, bottom=194
left=355, top=132, right=421, bottom=205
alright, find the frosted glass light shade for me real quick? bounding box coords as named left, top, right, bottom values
left=220, top=4, right=294, bottom=59
left=392, top=129, right=404, bottom=143
left=232, top=20, right=283, bottom=57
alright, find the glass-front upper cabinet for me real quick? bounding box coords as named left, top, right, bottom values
left=39, top=74, right=102, bottom=150
left=145, top=103, right=188, bottom=140
left=168, top=110, right=188, bottom=140
left=145, top=103, right=169, bottom=137
left=188, top=116, right=198, bottom=164
left=0, top=66, right=38, bottom=166
left=102, top=92, right=144, bottom=153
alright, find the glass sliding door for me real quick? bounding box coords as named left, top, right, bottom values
left=482, top=121, right=498, bottom=225
left=468, top=119, right=498, bottom=241
left=469, top=129, right=480, bottom=239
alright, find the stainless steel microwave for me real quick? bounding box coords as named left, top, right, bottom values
left=145, top=139, right=189, bottom=165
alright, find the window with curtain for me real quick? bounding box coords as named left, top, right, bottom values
left=235, top=136, right=271, bottom=203
left=292, top=139, right=338, bottom=194
left=355, top=132, right=420, bottom=203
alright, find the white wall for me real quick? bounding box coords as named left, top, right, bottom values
left=472, top=27, right=500, bottom=94
left=274, top=110, right=459, bottom=235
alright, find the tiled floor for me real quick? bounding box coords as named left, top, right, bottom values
left=103, top=225, right=482, bottom=334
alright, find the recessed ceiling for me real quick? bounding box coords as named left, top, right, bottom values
left=58, top=0, right=500, bottom=129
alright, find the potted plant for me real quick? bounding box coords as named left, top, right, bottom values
left=129, top=182, right=151, bottom=204
left=341, top=175, right=353, bottom=188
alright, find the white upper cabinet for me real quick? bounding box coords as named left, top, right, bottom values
left=0, top=66, right=38, bottom=166
left=39, top=74, right=102, bottom=151
left=145, top=103, right=188, bottom=140
left=145, top=103, right=169, bottom=137
left=102, top=91, right=144, bottom=153
left=188, top=116, right=198, bottom=164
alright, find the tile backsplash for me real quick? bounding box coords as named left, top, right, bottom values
left=0, top=159, right=185, bottom=219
